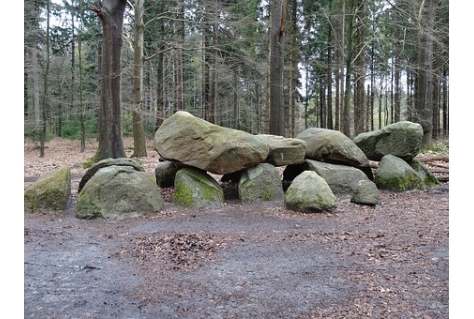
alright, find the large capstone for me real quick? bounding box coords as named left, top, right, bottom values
left=256, top=134, right=306, bottom=166
left=353, top=121, right=423, bottom=161
left=154, top=111, right=269, bottom=175
left=296, top=127, right=369, bottom=167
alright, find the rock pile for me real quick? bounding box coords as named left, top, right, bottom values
left=24, top=111, right=438, bottom=218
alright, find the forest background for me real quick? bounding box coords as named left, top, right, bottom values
left=13, top=0, right=467, bottom=316
left=25, top=0, right=448, bottom=158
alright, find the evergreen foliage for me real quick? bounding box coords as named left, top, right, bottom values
left=24, top=0, right=449, bottom=147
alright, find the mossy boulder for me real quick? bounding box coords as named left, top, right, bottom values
left=76, top=166, right=163, bottom=219
left=256, top=134, right=306, bottom=166
left=375, top=155, right=424, bottom=191
left=410, top=159, right=439, bottom=187
left=296, top=127, right=369, bottom=167
left=353, top=121, right=423, bottom=161
left=173, top=167, right=224, bottom=209
left=24, top=166, right=71, bottom=213
left=238, top=163, right=284, bottom=203
left=284, top=171, right=336, bottom=213
left=154, top=111, right=269, bottom=175
left=350, top=180, right=380, bottom=206
left=283, top=159, right=370, bottom=195
left=78, top=157, right=144, bottom=193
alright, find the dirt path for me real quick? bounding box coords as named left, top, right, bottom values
left=24, top=138, right=449, bottom=318
left=24, top=188, right=448, bottom=318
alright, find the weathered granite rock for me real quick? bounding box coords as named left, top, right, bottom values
left=24, top=166, right=71, bottom=213
left=256, top=134, right=306, bottom=166
left=296, top=127, right=369, bottom=167
left=78, top=157, right=144, bottom=193
left=154, top=111, right=269, bottom=175
left=76, top=166, right=163, bottom=219
left=375, top=155, right=424, bottom=191
left=410, top=159, right=439, bottom=187
left=284, top=171, right=336, bottom=213
left=353, top=121, right=423, bottom=161
left=173, top=167, right=224, bottom=209
left=238, top=163, right=284, bottom=203
left=283, top=159, right=370, bottom=195
left=350, top=180, right=380, bottom=206
left=155, top=161, right=180, bottom=188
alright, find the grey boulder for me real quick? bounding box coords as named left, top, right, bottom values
left=76, top=166, right=163, bottom=219
left=173, top=167, right=224, bottom=209
left=375, top=155, right=424, bottom=191
left=296, top=127, right=369, bottom=168
left=238, top=163, right=284, bottom=203
left=155, top=160, right=180, bottom=188
left=24, top=166, right=71, bottom=213
left=154, top=111, right=269, bottom=175
left=284, top=171, right=336, bottom=213
left=283, top=159, right=370, bottom=195
left=78, top=157, right=144, bottom=193
left=256, top=134, right=306, bottom=166
left=353, top=121, right=423, bottom=161
left=410, top=159, right=439, bottom=187
left=350, top=180, right=380, bottom=206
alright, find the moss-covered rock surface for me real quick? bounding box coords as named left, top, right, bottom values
left=284, top=171, right=336, bottom=213
left=76, top=166, right=163, bottom=219
left=173, top=167, right=224, bottom=209
left=24, top=166, right=71, bottom=213
left=238, top=163, right=284, bottom=203
left=375, top=155, right=424, bottom=191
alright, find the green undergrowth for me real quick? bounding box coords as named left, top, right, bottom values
left=420, top=138, right=449, bottom=154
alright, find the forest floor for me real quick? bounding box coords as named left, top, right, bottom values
left=24, top=137, right=449, bottom=318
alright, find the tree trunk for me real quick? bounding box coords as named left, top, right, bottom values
left=393, top=7, right=401, bottom=124
left=406, top=69, right=413, bottom=121
left=56, top=72, right=63, bottom=136
left=78, top=0, right=86, bottom=152
left=174, top=1, right=185, bottom=112
left=353, top=0, right=366, bottom=136
left=68, top=1, right=75, bottom=138
left=269, top=0, right=286, bottom=136
left=40, top=0, right=51, bottom=158
left=131, top=0, right=147, bottom=157
left=343, top=42, right=353, bottom=136
left=209, top=17, right=218, bottom=125
left=432, top=68, right=439, bottom=139
left=32, top=47, right=41, bottom=127
left=342, top=0, right=353, bottom=137
left=203, top=22, right=211, bottom=121
left=319, top=75, right=326, bottom=128
left=442, top=65, right=448, bottom=136
left=415, top=0, right=436, bottom=146
left=91, top=0, right=127, bottom=160
left=394, top=56, right=401, bottom=123
left=326, top=25, right=333, bottom=130
left=334, top=64, right=340, bottom=131
left=24, top=49, right=29, bottom=118
left=369, top=17, right=375, bottom=131
left=288, top=0, right=298, bottom=136
left=155, top=1, right=166, bottom=131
